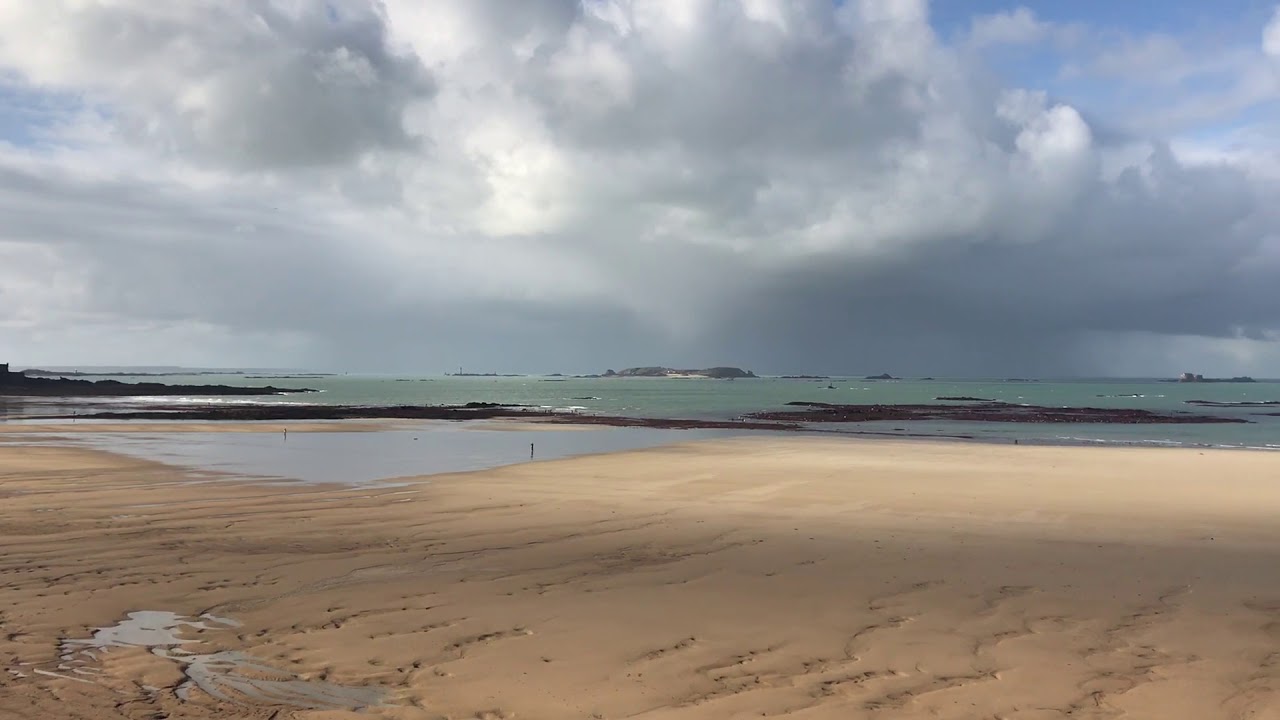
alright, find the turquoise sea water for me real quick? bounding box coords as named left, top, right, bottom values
left=7, top=374, right=1279, bottom=450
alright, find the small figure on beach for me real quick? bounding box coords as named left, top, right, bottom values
left=283, top=428, right=288, bottom=441
left=530, top=442, right=534, bottom=459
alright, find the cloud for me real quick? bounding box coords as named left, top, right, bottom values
left=966, top=7, right=1048, bottom=47
left=0, top=1, right=432, bottom=168
left=1266, top=6, right=1280, bottom=57
left=1088, top=34, right=1194, bottom=84
left=1052, top=14, right=1279, bottom=139
left=0, top=0, right=1278, bottom=375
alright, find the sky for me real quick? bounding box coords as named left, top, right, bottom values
left=1, top=0, right=1279, bottom=376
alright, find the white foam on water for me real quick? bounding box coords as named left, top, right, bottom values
left=15, top=611, right=385, bottom=712
left=129, top=396, right=321, bottom=406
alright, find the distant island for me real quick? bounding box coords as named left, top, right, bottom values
left=864, top=373, right=896, bottom=380
left=601, top=366, right=757, bottom=379
left=1172, top=373, right=1256, bottom=383
left=21, top=368, right=247, bottom=378
left=0, top=363, right=314, bottom=397
left=447, top=372, right=524, bottom=377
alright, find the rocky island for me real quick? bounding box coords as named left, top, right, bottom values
left=603, top=366, right=757, bottom=379
left=0, top=363, right=314, bottom=397
left=1172, top=373, right=1256, bottom=383
left=447, top=372, right=524, bottom=377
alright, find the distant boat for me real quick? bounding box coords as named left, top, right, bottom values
left=827, top=384, right=836, bottom=389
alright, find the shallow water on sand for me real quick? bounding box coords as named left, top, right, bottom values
left=18, top=611, right=385, bottom=711
left=31, top=425, right=753, bottom=484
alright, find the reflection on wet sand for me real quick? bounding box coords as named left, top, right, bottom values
left=34, top=426, right=753, bottom=484
left=44, top=611, right=385, bottom=711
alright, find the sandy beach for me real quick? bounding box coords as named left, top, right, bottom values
left=2, top=429, right=1279, bottom=719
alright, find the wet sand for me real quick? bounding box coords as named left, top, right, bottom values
left=2, top=432, right=1279, bottom=719
left=0, top=421, right=400, bottom=434
left=0, top=423, right=756, bottom=485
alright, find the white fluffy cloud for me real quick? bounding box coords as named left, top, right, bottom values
left=966, top=6, right=1048, bottom=47
left=0, top=1, right=430, bottom=168
left=1266, top=6, right=1280, bottom=57
left=0, top=0, right=1278, bottom=375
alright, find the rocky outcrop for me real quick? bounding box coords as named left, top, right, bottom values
left=55, top=399, right=1246, bottom=428
left=53, top=403, right=795, bottom=430
left=1185, top=400, right=1280, bottom=407
left=746, top=401, right=1246, bottom=425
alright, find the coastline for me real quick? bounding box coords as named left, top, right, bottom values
left=2, top=430, right=1279, bottom=718
left=6, top=373, right=1280, bottom=451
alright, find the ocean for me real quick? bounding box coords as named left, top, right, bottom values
left=6, top=374, right=1279, bottom=450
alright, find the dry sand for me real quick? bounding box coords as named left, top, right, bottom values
left=1, top=433, right=1278, bottom=719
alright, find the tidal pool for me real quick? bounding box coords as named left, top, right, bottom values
left=27, top=611, right=386, bottom=711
